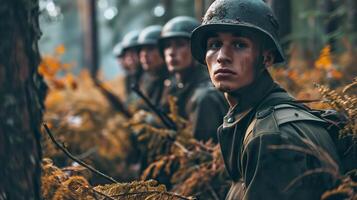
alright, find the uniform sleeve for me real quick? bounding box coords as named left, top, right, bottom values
left=240, top=122, right=339, bottom=200
left=190, top=89, right=227, bottom=142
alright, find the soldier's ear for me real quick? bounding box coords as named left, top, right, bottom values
left=262, top=50, right=275, bottom=67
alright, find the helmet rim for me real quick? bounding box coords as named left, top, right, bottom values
left=191, top=23, right=285, bottom=65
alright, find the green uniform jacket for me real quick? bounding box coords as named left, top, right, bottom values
left=219, top=73, right=340, bottom=200
left=163, top=66, right=228, bottom=142
left=124, top=68, right=143, bottom=106
left=140, top=66, right=170, bottom=107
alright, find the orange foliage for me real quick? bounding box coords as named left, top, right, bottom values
left=55, top=44, right=66, bottom=55
left=38, top=45, right=78, bottom=91
left=38, top=55, right=62, bottom=78
left=315, top=45, right=333, bottom=70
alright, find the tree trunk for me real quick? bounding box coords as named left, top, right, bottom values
left=0, top=0, right=47, bottom=199
left=346, top=0, right=357, bottom=46
left=270, top=0, right=292, bottom=49
left=324, top=0, right=339, bottom=51
left=195, top=0, right=215, bottom=20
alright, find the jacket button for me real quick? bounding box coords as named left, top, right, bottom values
left=227, top=117, right=234, bottom=123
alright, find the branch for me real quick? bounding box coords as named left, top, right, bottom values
left=111, top=190, right=195, bottom=200
left=206, top=183, right=220, bottom=200
left=42, top=123, right=119, bottom=184
left=93, top=78, right=132, bottom=118
left=89, top=187, right=116, bottom=200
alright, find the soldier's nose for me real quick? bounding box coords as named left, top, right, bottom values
left=217, top=46, right=232, bottom=64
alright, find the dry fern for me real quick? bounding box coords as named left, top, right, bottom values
left=315, top=77, right=357, bottom=138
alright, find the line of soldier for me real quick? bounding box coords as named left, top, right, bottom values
left=113, top=16, right=228, bottom=143
left=112, top=1, right=348, bottom=199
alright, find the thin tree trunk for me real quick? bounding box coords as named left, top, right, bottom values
left=195, top=0, right=215, bottom=20
left=346, top=0, right=357, bottom=46
left=324, top=0, right=339, bottom=51
left=81, top=0, right=99, bottom=78
left=271, top=0, right=292, bottom=49
left=0, top=0, right=47, bottom=199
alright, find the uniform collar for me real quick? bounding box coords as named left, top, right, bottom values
left=223, top=71, right=279, bottom=128
left=147, top=65, right=169, bottom=81
left=175, top=65, right=209, bottom=88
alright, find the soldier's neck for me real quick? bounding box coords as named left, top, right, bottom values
left=174, top=64, right=198, bottom=84
left=225, top=71, right=276, bottom=111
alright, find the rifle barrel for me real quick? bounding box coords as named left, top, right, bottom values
left=132, top=85, right=177, bottom=131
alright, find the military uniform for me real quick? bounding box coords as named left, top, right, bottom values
left=123, top=68, right=143, bottom=106
left=140, top=67, right=169, bottom=107
left=136, top=25, right=170, bottom=107
left=219, top=72, right=340, bottom=200
left=158, top=16, right=228, bottom=142
left=190, top=0, right=342, bottom=199
left=163, top=66, right=227, bottom=142
left=113, top=30, right=143, bottom=106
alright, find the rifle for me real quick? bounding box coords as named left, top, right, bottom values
left=93, top=78, right=132, bottom=118
left=131, top=84, right=177, bottom=131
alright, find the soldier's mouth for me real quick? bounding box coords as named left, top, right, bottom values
left=214, top=68, right=236, bottom=75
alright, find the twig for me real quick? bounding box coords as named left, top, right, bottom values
left=75, top=147, right=97, bottom=159
left=93, top=78, right=132, bottom=118
left=42, top=122, right=119, bottom=184
left=283, top=168, right=335, bottom=192
left=111, top=190, right=195, bottom=200
left=173, top=141, right=190, bottom=155
left=90, top=187, right=116, bottom=200
left=342, top=77, right=357, bottom=94
left=206, top=184, right=220, bottom=200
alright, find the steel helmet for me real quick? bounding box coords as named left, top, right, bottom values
left=112, top=42, right=123, bottom=57
left=137, top=25, right=162, bottom=47
left=191, top=0, right=285, bottom=65
left=158, top=16, right=200, bottom=51
left=122, top=30, right=140, bottom=49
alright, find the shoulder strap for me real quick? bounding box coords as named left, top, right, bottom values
left=244, top=92, right=326, bottom=141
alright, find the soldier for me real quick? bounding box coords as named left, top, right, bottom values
left=137, top=25, right=170, bottom=107
left=113, top=30, right=143, bottom=106
left=158, top=16, right=228, bottom=142
left=191, top=0, right=340, bottom=199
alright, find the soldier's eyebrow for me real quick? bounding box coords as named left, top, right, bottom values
left=205, top=32, right=219, bottom=39
left=231, top=31, right=247, bottom=38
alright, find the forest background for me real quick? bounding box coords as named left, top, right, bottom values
left=0, top=0, right=356, bottom=199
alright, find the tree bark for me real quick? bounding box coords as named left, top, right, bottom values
left=0, top=0, right=47, bottom=199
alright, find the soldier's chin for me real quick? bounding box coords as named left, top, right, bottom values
left=170, top=66, right=185, bottom=73
left=216, top=82, right=232, bottom=93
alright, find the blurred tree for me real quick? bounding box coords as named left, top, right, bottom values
left=324, top=0, right=339, bottom=50
left=0, top=0, right=47, bottom=199
left=80, top=0, right=99, bottom=78
left=346, top=0, right=357, bottom=46
left=270, top=0, right=292, bottom=49
left=194, top=0, right=214, bottom=20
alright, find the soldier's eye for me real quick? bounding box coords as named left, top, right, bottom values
left=233, top=41, right=247, bottom=49
left=207, top=40, right=221, bottom=50
left=176, top=38, right=189, bottom=48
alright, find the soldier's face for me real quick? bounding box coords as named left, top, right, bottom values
left=139, top=45, right=165, bottom=72
left=205, top=32, right=258, bottom=92
left=163, top=38, right=193, bottom=73
left=122, top=48, right=140, bottom=74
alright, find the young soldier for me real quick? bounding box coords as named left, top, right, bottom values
left=158, top=16, right=227, bottom=142
left=113, top=30, right=143, bottom=106
left=191, top=0, right=340, bottom=199
left=136, top=25, right=170, bottom=107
